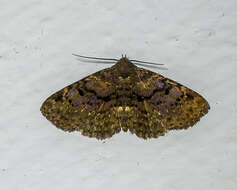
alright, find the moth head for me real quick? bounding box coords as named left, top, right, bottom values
left=116, top=56, right=135, bottom=67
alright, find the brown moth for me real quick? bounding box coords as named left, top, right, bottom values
left=40, top=55, right=210, bottom=140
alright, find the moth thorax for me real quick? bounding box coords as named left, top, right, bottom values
left=114, top=58, right=135, bottom=78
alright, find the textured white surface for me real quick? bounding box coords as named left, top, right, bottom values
left=1, top=0, right=237, bottom=189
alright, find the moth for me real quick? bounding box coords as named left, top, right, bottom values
left=40, top=54, right=210, bottom=139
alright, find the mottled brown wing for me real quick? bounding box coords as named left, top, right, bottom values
left=129, top=67, right=210, bottom=138
left=40, top=68, right=121, bottom=139
left=41, top=62, right=210, bottom=140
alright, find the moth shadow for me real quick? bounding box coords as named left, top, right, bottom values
left=74, top=58, right=115, bottom=65
left=135, top=62, right=168, bottom=70
left=74, top=58, right=168, bottom=70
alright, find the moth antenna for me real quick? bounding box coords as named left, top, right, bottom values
left=72, top=53, right=118, bottom=62
left=130, top=59, right=164, bottom=66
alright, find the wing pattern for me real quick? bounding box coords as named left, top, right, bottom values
left=41, top=58, right=210, bottom=139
